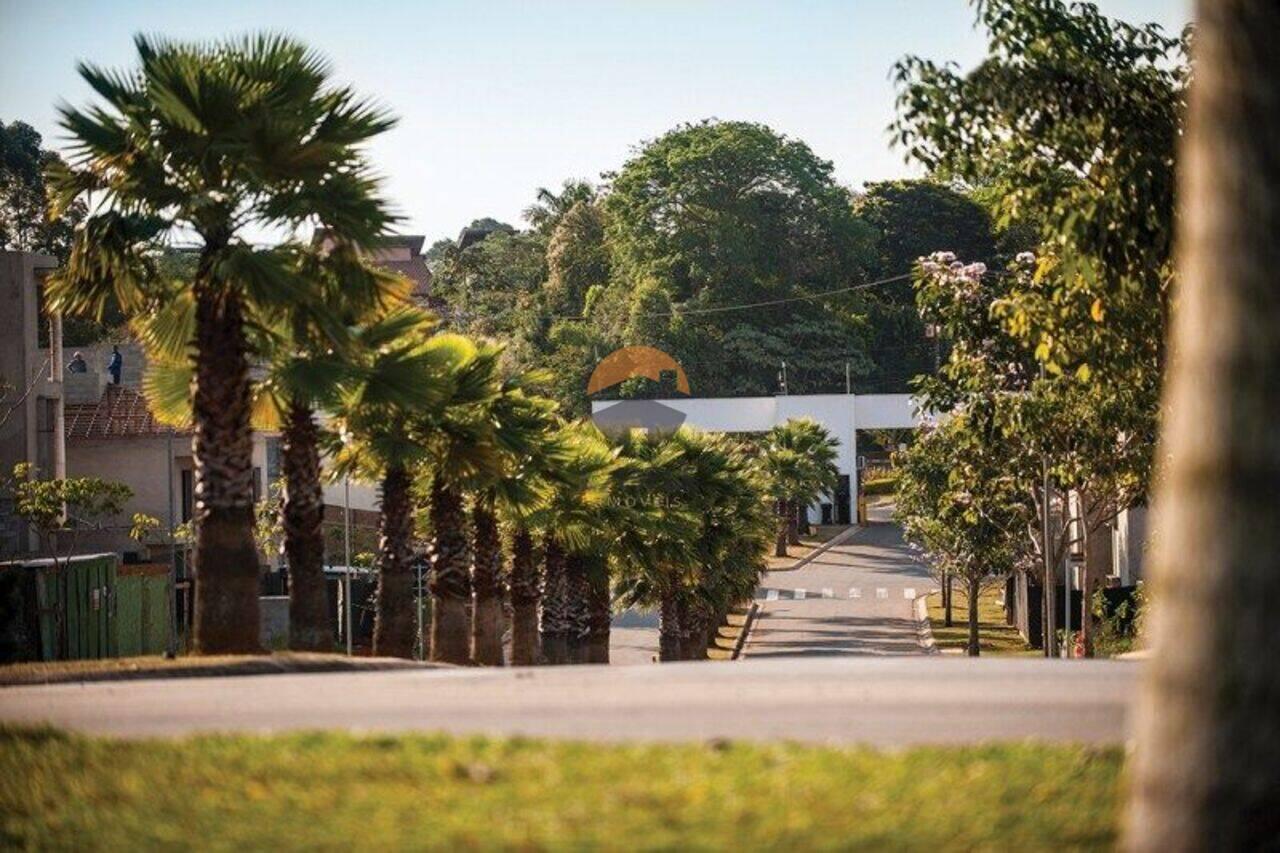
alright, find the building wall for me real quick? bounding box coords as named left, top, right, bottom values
left=67, top=436, right=174, bottom=554
left=0, top=252, right=62, bottom=556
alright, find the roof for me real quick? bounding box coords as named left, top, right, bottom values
left=377, top=257, right=433, bottom=298
left=65, top=385, right=188, bottom=440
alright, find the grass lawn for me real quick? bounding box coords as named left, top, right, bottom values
left=1, top=727, right=1121, bottom=850
left=927, top=585, right=1040, bottom=657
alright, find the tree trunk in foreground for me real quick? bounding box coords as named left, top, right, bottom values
left=470, top=499, right=505, bottom=666
left=372, top=463, right=415, bottom=658
left=1126, top=3, right=1280, bottom=848
left=787, top=498, right=801, bottom=545
left=509, top=527, right=540, bottom=666
left=429, top=480, right=472, bottom=665
left=539, top=537, right=569, bottom=665
left=282, top=401, right=330, bottom=652
left=191, top=286, right=261, bottom=654
left=966, top=577, right=980, bottom=658
left=658, top=590, right=682, bottom=662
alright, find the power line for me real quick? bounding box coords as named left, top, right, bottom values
left=549, top=271, right=915, bottom=322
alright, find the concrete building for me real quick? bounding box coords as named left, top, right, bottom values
left=0, top=251, right=64, bottom=556
left=592, top=393, right=923, bottom=524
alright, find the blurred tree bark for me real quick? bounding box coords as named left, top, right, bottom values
left=1125, top=1, right=1280, bottom=848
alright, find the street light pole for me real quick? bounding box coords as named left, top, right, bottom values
left=343, top=477, right=352, bottom=656
left=165, top=426, right=177, bottom=658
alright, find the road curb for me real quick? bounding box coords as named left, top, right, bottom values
left=915, top=594, right=939, bottom=655
left=783, top=524, right=861, bottom=572
left=730, top=602, right=760, bottom=660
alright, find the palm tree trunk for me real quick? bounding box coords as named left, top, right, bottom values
left=583, top=560, right=611, bottom=664
left=659, top=590, right=682, bottom=662
left=563, top=553, right=591, bottom=664
left=774, top=500, right=789, bottom=557
left=1126, top=3, right=1280, bottom=847
left=787, top=498, right=802, bottom=545
left=470, top=498, right=505, bottom=666
left=509, top=527, right=540, bottom=666
left=429, top=480, right=471, bottom=664
left=191, top=285, right=261, bottom=654
left=682, top=600, right=710, bottom=660
left=966, top=577, right=980, bottom=657
left=372, top=462, right=415, bottom=658
left=539, top=537, right=569, bottom=664
left=282, top=401, right=329, bottom=652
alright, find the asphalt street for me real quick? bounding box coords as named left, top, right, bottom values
left=746, top=520, right=935, bottom=658
left=0, top=657, right=1137, bottom=744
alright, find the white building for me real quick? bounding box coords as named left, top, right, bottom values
left=592, top=393, right=923, bottom=524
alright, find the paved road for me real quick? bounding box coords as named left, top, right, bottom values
left=746, top=520, right=935, bottom=658
left=0, top=657, right=1137, bottom=744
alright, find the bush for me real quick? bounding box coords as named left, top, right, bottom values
left=1091, top=583, right=1146, bottom=657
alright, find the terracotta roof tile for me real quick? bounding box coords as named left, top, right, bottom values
left=64, top=385, right=188, bottom=440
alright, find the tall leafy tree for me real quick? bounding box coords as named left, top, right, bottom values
left=603, top=120, right=876, bottom=396
left=851, top=180, right=997, bottom=390
left=47, top=34, right=398, bottom=653
left=892, top=0, right=1187, bottom=482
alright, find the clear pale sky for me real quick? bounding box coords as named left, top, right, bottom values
left=2, top=0, right=1190, bottom=242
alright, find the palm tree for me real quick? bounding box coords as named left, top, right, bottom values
left=468, top=376, right=560, bottom=665
left=411, top=343, right=503, bottom=665
left=137, top=251, right=406, bottom=652
left=523, top=180, right=597, bottom=233
left=762, top=419, right=839, bottom=553
left=330, top=311, right=470, bottom=659
left=533, top=422, right=618, bottom=665
left=611, top=429, right=705, bottom=662
left=47, top=34, right=397, bottom=653
left=669, top=430, right=772, bottom=659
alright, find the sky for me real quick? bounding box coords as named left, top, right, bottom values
left=2, top=0, right=1190, bottom=243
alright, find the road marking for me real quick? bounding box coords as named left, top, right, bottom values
left=850, top=587, right=861, bottom=599
left=876, top=588, right=888, bottom=599
left=765, top=589, right=778, bottom=601
left=904, top=588, right=916, bottom=599
left=822, top=588, right=833, bottom=599
left=794, top=588, right=806, bottom=600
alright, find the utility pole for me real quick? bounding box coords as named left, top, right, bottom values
left=925, top=322, right=951, bottom=623
left=779, top=360, right=789, bottom=395
left=1040, top=366, right=1056, bottom=656
left=845, top=360, right=851, bottom=395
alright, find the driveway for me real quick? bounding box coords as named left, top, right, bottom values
left=745, top=520, right=934, bottom=658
